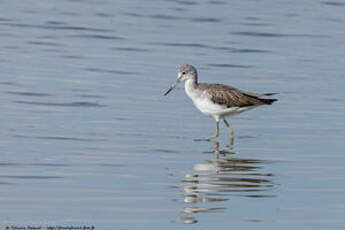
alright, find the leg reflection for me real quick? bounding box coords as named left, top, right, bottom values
left=180, top=142, right=276, bottom=224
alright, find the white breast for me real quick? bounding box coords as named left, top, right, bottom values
left=185, top=80, right=225, bottom=118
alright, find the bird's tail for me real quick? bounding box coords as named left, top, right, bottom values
left=242, top=91, right=278, bottom=105
left=259, top=98, right=278, bottom=105
left=261, top=93, right=279, bottom=96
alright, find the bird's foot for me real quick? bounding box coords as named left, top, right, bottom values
left=226, top=143, right=234, bottom=150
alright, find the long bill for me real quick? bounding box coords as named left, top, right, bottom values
left=163, top=80, right=178, bottom=96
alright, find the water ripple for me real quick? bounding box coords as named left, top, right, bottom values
left=27, top=41, right=63, bottom=47
left=122, top=12, right=143, bottom=18
left=0, top=22, right=113, bottom=32
left=172, top=0, right=199, bottom=5
left=113, top=47, right=149, bottom=52
left=0, top=175, right=62, bottom=179
left=151, top=42, right=210, bottom=48
left=0, top=82, right=17, bottom=86
left=71, top=34, right=125, bottom=40
left=13, top=134, right=105, bottom=142
left=0, top=182, right=13, bottom=185
left=152, top=149, right=179, bottom=154
left=14, top=101, right=105, bottom=107
left=230, top=48, right=271, bottom=53
left=212, top=46, right=271, bottom=53
left=232, top=31, right=327, bottom=38
left=79, top=94, right=105, bottom=99
left=0, top=162, right=68, bottom=167
left=207, top=63, right=253, bottom=68
left=84, top=67, right=136, bottom=75
left=150, top=14, right=180, bottom=20
left=150, top=42, right=270, bottom=54
left=0, top=17, right=13, bottom=22
left=190, top=17, right=221, bottom=23
left=321, top=1, right=345, bottom=6
left=208, top=0, right=226, bottom=5
left=6, top=91, right=51, bottom=97
left=45, top=20, right=66, bottom=25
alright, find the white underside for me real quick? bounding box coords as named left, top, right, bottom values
left=184, top=79, right=259, bottom=122
left=192, top=96, right=258, bottom=121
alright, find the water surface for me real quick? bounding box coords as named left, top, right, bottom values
left=1, top=0, right=345, bottom=229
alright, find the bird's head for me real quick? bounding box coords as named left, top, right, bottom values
left=164, top=64, right=197, bottom=96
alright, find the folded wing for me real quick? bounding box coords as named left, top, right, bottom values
left=199, top=83, right=277, bottom=108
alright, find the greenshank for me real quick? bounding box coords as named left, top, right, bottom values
left=164, top=64, right=277, bottom=144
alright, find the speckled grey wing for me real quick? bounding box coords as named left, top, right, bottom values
left=199, top=83, right=277, bottom=108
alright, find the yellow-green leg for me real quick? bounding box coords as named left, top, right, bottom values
left=205, top=121, right=219, bottom=141
left=223, top=119, right=234, bottom=145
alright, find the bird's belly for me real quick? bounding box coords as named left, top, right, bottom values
left=221, top=106, right=258, bottom=117
left=192, top=97, right=226, bottom=117
left=192, top=97, right=258, bottom=118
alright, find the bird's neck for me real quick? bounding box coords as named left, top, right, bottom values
left=184, top=78, right=199, bottom=99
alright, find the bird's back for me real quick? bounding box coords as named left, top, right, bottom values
left=198, top=83, right=277, bottom=108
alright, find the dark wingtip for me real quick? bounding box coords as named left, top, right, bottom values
left=263, top=93, right=279, bottom=96
left=264, top=98, right=278, bottom=105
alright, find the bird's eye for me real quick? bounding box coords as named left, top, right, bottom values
left=182, top=71, right=186, bottom=75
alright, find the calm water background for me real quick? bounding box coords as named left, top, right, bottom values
left=1, top=0, right=345, bottom=229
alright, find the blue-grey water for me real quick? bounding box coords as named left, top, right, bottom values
left=1, top=0, right=345, bottom=229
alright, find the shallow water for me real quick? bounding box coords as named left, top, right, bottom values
left=1, top=0, right=345, bottom=229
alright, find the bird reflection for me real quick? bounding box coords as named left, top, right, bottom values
left=180, top=142, right=275, bottom=224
